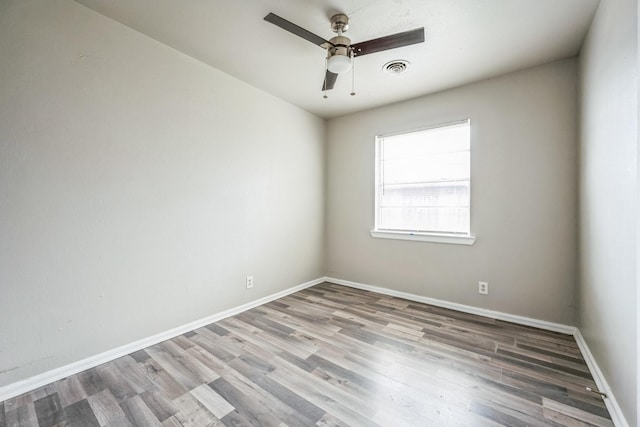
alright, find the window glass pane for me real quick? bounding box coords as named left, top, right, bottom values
left=376, top=120, right=470, bottom=234
left=379, top=181, right=470, bottom=207
left=379, top=207, right=470, bottom=234
left=381, top=122, right=470, bottom=160
left=382, top=151, right=470, bottom=184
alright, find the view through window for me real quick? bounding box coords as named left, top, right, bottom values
left=375, top=120, right=471, bottom=235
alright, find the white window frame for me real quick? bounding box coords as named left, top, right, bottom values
left=371, top=120, right=476, bottom=245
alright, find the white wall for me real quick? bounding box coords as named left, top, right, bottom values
left=578, top=0, right=638, bottom=423
left=326, top=59, right=579, bottom=325
left=0, top=0, right=325, bottom=387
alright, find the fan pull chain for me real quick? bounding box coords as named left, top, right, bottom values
left=350, top=50, right=356, bottom=96
left=323, top=56, right=328, bottom=99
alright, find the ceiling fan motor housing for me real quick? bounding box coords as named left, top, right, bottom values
left=328, top=35, right=352, bottom=58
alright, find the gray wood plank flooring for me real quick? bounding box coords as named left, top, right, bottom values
left=1, top=283, right=613, bottom=426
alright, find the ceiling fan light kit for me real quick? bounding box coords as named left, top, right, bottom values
left=264, top=11, right=424, bottom=95
left=327, top=54, right=352, bottom=74
left=326, top=25, right=353, bottom=75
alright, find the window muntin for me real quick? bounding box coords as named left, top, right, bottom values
left=375, top=120, right=471, bottom=236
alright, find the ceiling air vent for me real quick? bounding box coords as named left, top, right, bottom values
left=383, top=60, right=411, bottom=75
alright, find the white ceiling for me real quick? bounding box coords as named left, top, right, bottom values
left=73, top=0, right=600, bottom=119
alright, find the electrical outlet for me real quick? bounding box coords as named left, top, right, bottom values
left=478, top=281, right=488, bottom=295
left=246, top=276, right=254, bottom=289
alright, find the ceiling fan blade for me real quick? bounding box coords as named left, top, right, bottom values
left=322, top=71, right=338, bottom=91
left=264, top=13, right=332, bottom=48
left=351, top=27, right=425, bottom=57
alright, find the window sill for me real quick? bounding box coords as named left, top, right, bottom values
left=370, top=230, right=476, bottom=245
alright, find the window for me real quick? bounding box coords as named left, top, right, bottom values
left=372, top=120, right=475, bottom=245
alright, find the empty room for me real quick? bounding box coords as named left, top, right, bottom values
left=0, top=0, right=638, bottom=426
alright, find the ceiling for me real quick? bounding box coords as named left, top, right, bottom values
left=73, top=0, right=600, bottom=119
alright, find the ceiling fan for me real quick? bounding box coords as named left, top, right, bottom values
left=264, top=12, right=425, bottom=93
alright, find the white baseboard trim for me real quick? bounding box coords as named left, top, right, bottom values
left=0, top=277, right=324, bottom=403
left=574, top=329, right=630, bottom=427
left=324, top=276, right=630, bottom=427
left=324, top=276, right=576, bottom=334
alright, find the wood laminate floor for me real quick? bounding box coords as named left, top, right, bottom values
left=1, top=283, right=613, bottom=426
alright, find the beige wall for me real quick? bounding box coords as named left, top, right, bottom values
left=578, top=0, right=638, bottom=423
left=0, top=0, right=325, bottom=387
left=326, top=59, right=579, bottom=325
